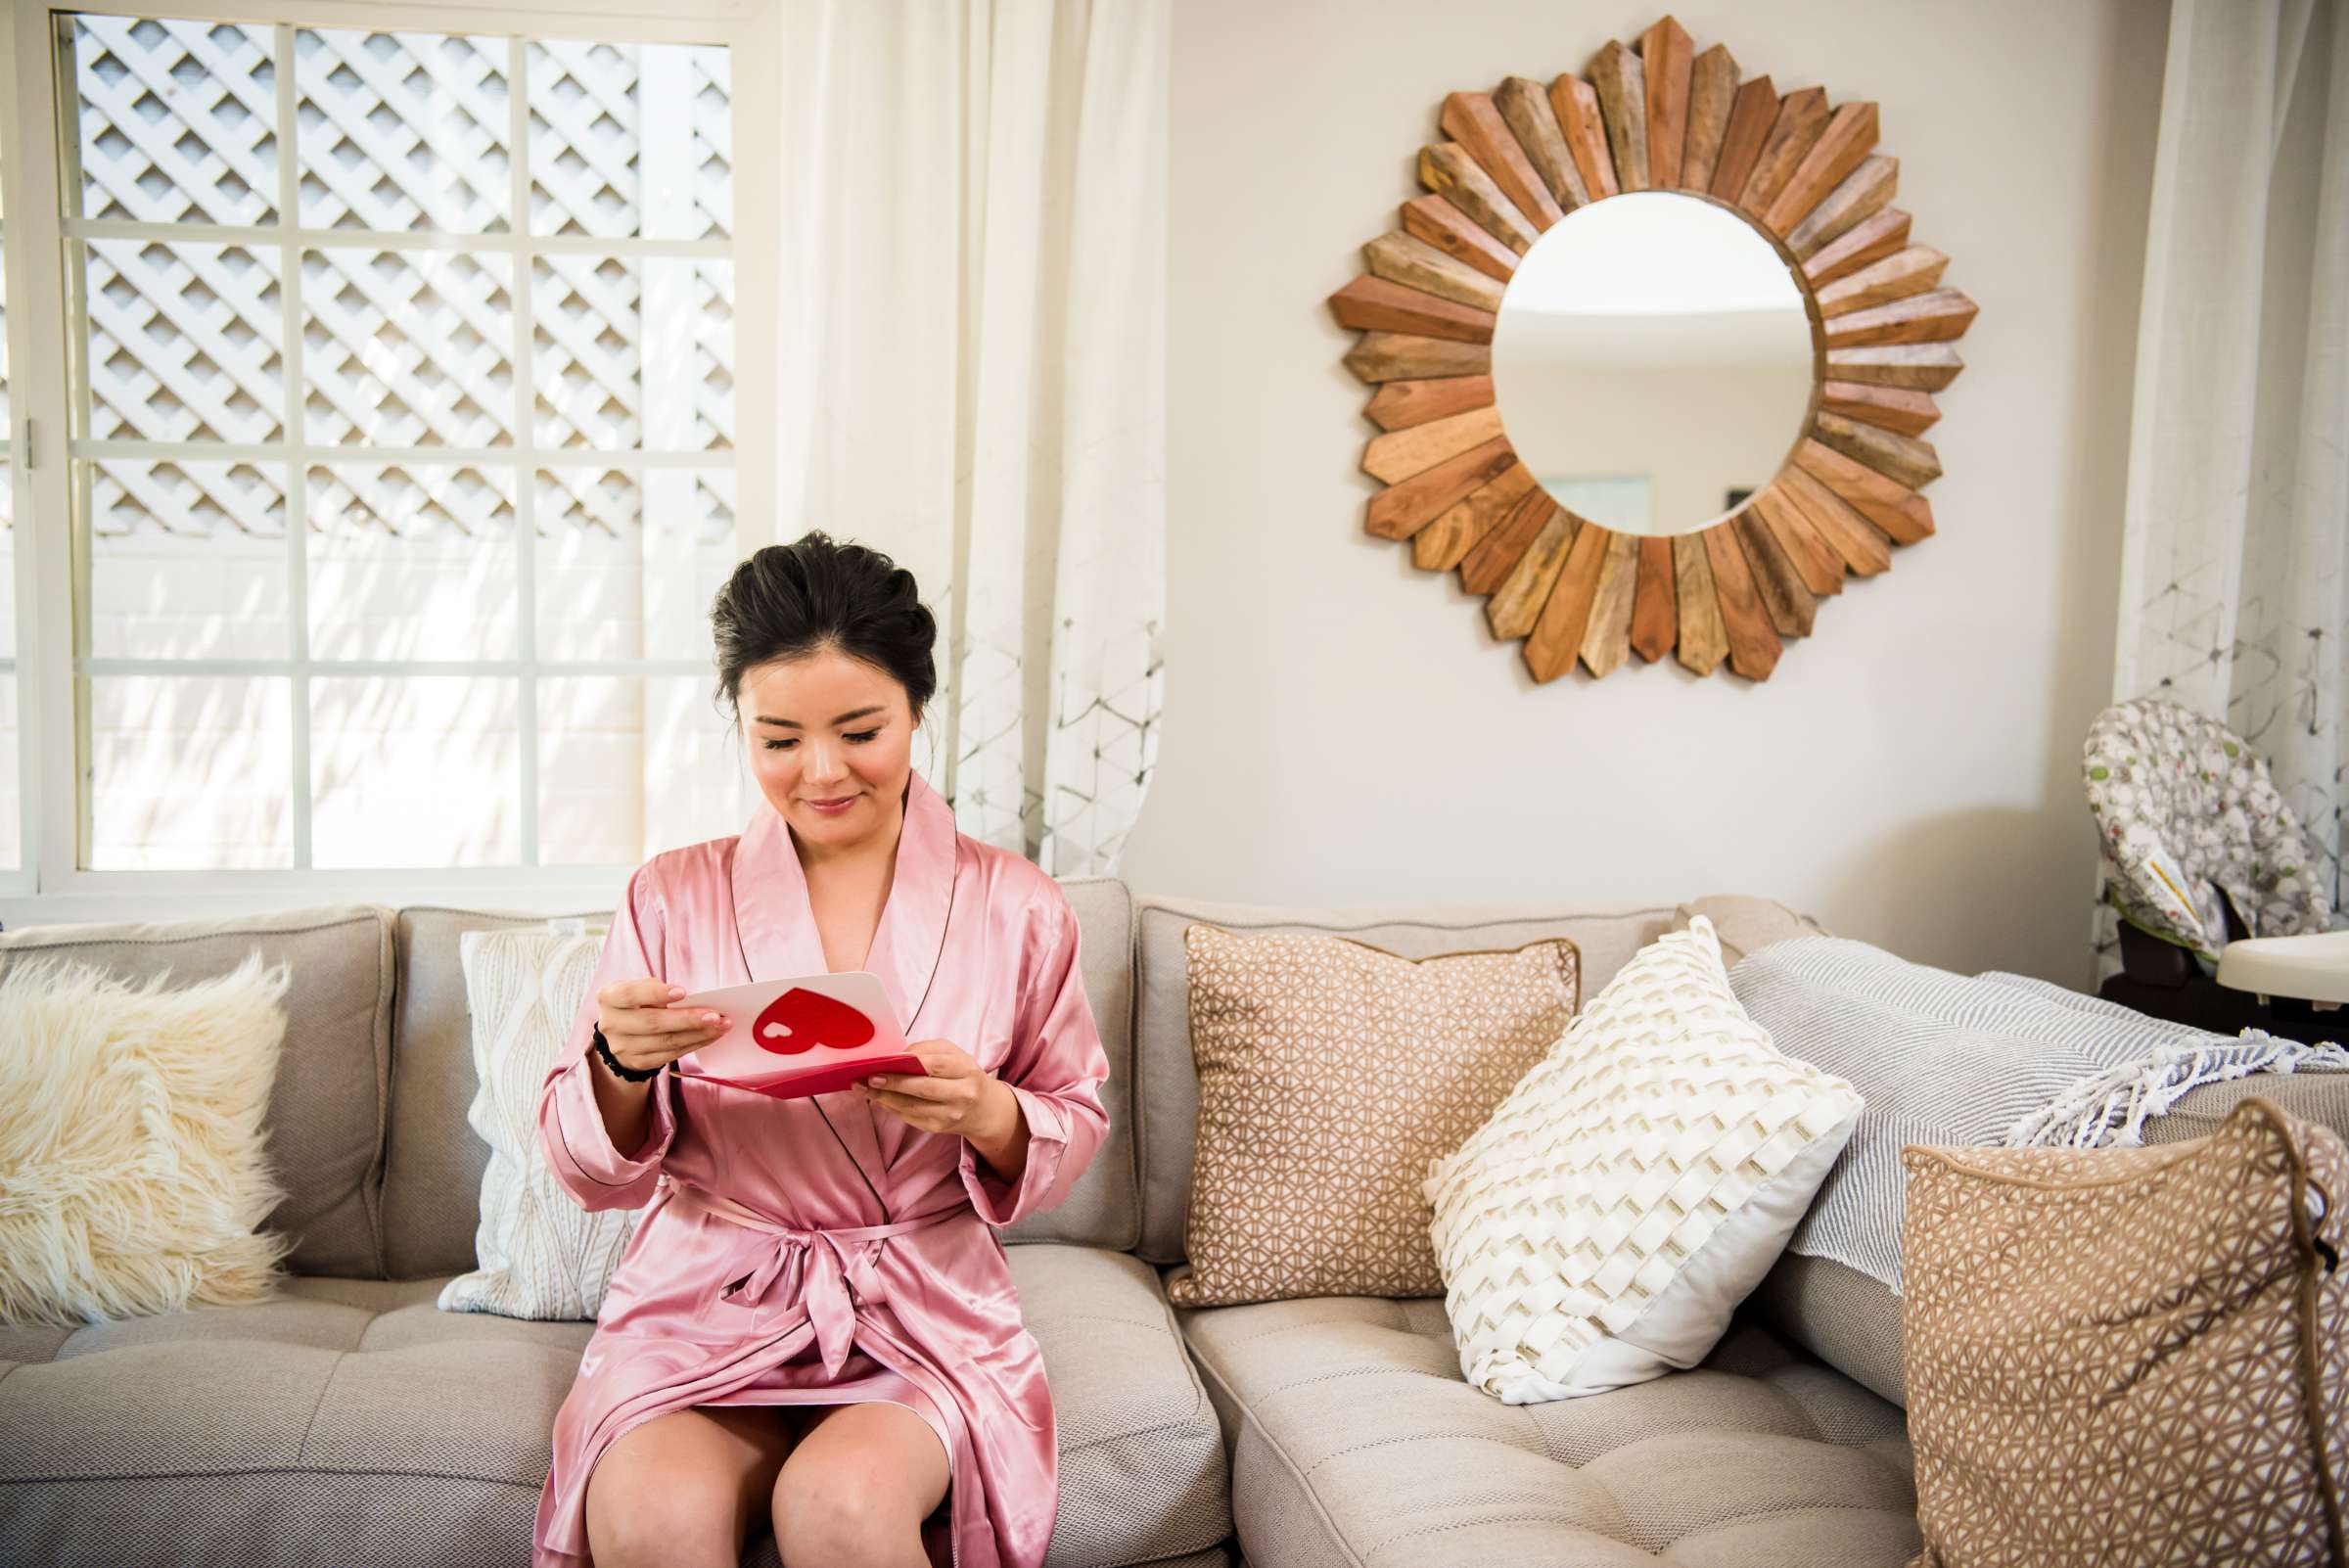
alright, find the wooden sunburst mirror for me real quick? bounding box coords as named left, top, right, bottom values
left=1330, top=13, right=1976, bottom=684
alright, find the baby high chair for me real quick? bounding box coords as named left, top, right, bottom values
left=2085, top=696, right=2348, bottom=1041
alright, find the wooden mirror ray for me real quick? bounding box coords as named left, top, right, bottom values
left=1331, top=13, right=1977, bottom=684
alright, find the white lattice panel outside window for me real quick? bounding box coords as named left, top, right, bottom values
left=43, top=11, right=747, bottom=876
left=86, top=239, right=286, bottom=444
left=296, top=29, right=512, bottom=234
left=73, top=19, right=280, bottom=226
left=299, top=248, right=515, bottom=447
left=527, top=39, right=731, bottom=241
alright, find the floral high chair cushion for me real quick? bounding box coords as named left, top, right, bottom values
left=2084, top=697, right=2331, bottom=960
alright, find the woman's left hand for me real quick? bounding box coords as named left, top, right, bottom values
left=856, top=1038, right=1013, bottom=1140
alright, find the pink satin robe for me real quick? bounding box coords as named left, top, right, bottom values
left=530, top=767, right=1112, bottom=1568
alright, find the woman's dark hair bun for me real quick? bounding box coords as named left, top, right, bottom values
left=710, top=530, right=938, bottom=724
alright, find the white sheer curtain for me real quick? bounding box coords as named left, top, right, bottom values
left=763, top=0, right=1168, bottom=875
left=2099, top=0, right=2349, bottom=982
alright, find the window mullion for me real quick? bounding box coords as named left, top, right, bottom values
left=275, top=22, right=311, bottom=871
left=510, top=33, right=539, bottom=869
left=62, top=215, right=731, bottom=259
left=72, top=438, right=726, bottom=469
left=9, top=6, right=84, bottom=894
left=57, top=16, right=97, bottom=880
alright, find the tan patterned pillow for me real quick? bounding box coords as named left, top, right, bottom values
left=1902, top=1093, right=2349, bottom=1567
left=1164, top=923, right=1579, bottom=1308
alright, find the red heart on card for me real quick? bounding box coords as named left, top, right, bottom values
left=753, top=987, right=875, bottom=1056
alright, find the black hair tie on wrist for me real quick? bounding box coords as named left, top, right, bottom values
left=593, top=1023, right=665, bottom=1083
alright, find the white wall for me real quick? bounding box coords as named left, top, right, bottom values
left=1121, top=0, right=2171, bottom=988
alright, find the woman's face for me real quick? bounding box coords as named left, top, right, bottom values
left=737, top=649, right=920, bottom=853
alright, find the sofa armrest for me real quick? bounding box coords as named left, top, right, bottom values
left=1672, top=894, right=1830, bottom=969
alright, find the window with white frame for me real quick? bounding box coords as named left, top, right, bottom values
left=3, top=4, right=764, bottom=893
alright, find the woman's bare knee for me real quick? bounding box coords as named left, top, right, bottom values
left=586, top=1406, right=800, bottom=1568
left=773, top=1474, right=912, bottom=1568
left=771, top=1405, right=944, bottom=1568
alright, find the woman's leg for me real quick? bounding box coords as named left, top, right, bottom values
left=770, top=1402, right=950, bottom=1568
left=584, top=1404, right=806, bottom=1568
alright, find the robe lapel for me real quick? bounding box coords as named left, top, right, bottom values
left=860, top=768, right=961, bottom=1171
left=728, top=797, right=829, bottom=983
left=859, top=766, right=960, bottom=1039
left=727, top=767, right=961, bottom=1193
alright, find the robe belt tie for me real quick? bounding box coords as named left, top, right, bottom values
left=667, top=1185, right=968, bottom=1379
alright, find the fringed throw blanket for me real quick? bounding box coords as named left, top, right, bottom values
left=2006, top=1028, right=2349, bottom=1147
left=1727, top=937, right=2349, bottom=1295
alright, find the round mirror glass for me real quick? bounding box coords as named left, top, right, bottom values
left=1489, top=191, right=1817, bottom=538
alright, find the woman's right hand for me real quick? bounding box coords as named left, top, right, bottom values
left=595, top=978, right=732, bottom=1075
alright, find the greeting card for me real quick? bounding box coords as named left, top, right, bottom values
left=669, top=971, right=924, bottom=1101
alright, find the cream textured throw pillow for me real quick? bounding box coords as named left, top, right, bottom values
left=1165, top=922, right=1580, bottom=1308
left=1425, top=915, right=1862, bottom=1402
left=0, top=949, right=298, bottom=1325
left=438, top=920, right=644, bottom=1320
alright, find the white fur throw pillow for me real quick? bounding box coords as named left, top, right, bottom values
left=0, top=949, right=298, bottom=1325
left=438, top=921, right=643, bottom=1320
left=1424, top=915, right=1863, bottom=1402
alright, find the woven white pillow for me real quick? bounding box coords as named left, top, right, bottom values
left=0, top=949, right=298, bottom=1325
left=438, top=920, right=644, bottom=1320
left=1424, top=914, right=1863, bottom=1402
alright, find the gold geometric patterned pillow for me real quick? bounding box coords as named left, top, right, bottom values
left=1164, top=923, right=1579, bottom=1308
left=1901, top=1093, right=2349, bottom=1567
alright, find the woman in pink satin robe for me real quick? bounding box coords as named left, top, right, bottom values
left=530, top=758, right=1112, bottom=1568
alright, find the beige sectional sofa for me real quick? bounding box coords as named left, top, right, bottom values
left=0, top=881, right=1920, bottom=1567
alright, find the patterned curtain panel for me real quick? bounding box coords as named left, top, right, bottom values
left=2100, top=0, right=2349, bottom=982
left=765, top=0, right=1170, bottom=878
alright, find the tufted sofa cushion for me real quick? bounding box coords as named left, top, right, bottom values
left=0, top=1247, right=1228, bottom=1568
left=1174, top=1294, right=1917, bottom=1567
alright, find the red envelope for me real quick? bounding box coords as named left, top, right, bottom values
left=669, top=971, right=923, bottom=1101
